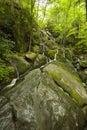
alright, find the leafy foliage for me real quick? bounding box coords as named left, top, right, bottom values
left=0, top=59, right=14, bottom=83
left=74, top=23, right=87, bottom=54
left=0, top=0, right=87, bottom=85
left=0, top=37, right=15, bottom=85
left=39, top=0, right=86, bottom=48
left=0, top=0, right=38, bottom=52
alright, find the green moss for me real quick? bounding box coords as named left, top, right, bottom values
left=48, top=71, right=86, bottom=106
left=32, top=45, right=41, bottom=53
left=45, top=49, right=56, bottom=59
left=25, top=52, right=37, bottom=61
left=44, top=62, right=87, bottom=106
left=10, top=54, right=31, bottom=75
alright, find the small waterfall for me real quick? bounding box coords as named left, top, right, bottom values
left=42, top=44, right=45, bottom=55
left=39, top=43, right=45, bottom=55
left=40, top=57, right=52, bottom=69
left=62, top=47, right=65, bottom=58
left=39, top=31, right=46, bottom=56
left=5, top=78, right=18, bottom=89
left=3, top=61, right=19, bottom=90
left=54, top=49, right=58, bottom=61
left=67, top=48, right=73, bottom=61
left=40, top=49, right=59, bottom=69
left=75, top=63, right=80, bottom=70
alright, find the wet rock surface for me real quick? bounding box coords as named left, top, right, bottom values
left=0, top=64, right=86, bottom=130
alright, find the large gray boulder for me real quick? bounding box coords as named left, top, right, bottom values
left=0, top=68, right=86, bottom=130
left=44, top=61, right=87, bottom=106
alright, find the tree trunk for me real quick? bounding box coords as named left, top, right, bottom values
left=85, top=0, right=87, bottom=21
left=11, top=0, right=14, bottom=13
left=29, top=0, right=36, bottom=51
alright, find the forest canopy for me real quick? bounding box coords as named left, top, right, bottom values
left=0, top=0, right=87, bottom=52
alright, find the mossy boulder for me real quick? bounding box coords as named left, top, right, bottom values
left=34, top=54, right=47, bottom=68
left=43, top=61, right=87, bottom=106
left=78, top=70, right=87, bottom=83
left=10, top=54, right=31, bottom=75
left=0, top=69, right=85, bottom=130
left=78, top=55, right=87, bottom=68
left=45, top=49, right=56, bottom=59
left=25, top=52, right=37, bottom=62
left=32, top=45, right=41, bottom=53
left=84, top=69, right=87, bottom=75
left=79, top=60, right=87, bottom=68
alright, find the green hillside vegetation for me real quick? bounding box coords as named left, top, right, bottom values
left=0, top=0, right=87, bottom=85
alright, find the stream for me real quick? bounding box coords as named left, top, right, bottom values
left=2, top=47, right=74, bottom=91
left=0, top=47, right=87, bottom=130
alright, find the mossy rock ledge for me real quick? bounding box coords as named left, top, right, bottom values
left=43, top=61, right=87, bottom=106
left=0, top=68, right=86, bottom=130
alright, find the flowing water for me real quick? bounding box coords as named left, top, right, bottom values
left=54, top=49, right=58, bottom=61
left=2, top=61, right=20, bottom=91
left=62, top=47, right=65, bottom=58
